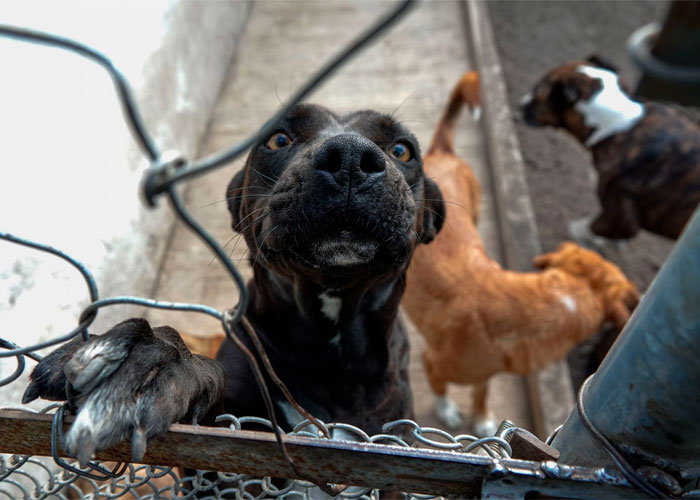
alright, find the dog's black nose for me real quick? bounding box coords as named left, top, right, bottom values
left=314, top=134, right=385, bottom=184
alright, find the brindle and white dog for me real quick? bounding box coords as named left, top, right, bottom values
left=522, top=55, right=700, bottom=246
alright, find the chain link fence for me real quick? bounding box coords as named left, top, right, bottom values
left=2, top=404, right=532, bottom=499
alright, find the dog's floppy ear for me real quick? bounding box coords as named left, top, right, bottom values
left=226, top=169, right=246, bottom=232
left=586, top=54, right=618, bottom=73
left=420, top=178, right=445, bottom=244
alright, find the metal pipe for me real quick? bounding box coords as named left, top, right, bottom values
left=553, top=208, right=700, bottom=482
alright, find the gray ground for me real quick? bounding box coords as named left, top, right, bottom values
left=147, top=1, right=533, bottom=434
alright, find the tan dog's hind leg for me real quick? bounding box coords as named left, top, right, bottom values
left=471, top=382, right=498, bottom=437
left=423, top=350, right=462, bottom=429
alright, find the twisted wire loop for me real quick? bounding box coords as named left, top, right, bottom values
left=3, top=405, right=524, bottom=500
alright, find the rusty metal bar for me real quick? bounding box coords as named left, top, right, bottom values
left=0, top=410, right=638, bottom=498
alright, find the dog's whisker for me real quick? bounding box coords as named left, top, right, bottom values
left=253, top=224, right=280, bottom=268
left=210, top=215, right=264, bottom=267
left=390, top=89, right=421, bottom=118
left=411, top=229, right=423, bottom=245
left=418, top=198, right=471, bottom=212
left=253, top=169, right=280, bottom=188
left=228, top=230, right=253, bottom=263
left=197, top=193, right=273, bottom=210
left=232, top=207, right=269, bottom=234
left=396, top=119, right=427, bottom=125
left=227, top=185, right=269, bottom=193
left=208, top=234, right=240, bottom=268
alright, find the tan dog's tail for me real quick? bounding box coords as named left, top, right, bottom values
left=428, top=71, right=481, bottom=155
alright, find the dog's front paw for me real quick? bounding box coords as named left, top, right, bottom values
left=24, top=318, right=225, bottom=465
left=568, top=216, right=599, bottom=248
left=472, top=415, right=498, bottom=438
left=568, top=216, right=625, bottom=254
left=434, top=395, right=462, bottom=430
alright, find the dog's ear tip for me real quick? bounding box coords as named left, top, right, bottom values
left=227, top=169, right=247, bottom=228
left=585, top=54, right=618, bottom=73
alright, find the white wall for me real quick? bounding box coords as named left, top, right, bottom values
left=0, top=0, right=251, bottom=412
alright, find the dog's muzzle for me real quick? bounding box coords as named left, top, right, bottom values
left=260, top=133, right=414, bottom=272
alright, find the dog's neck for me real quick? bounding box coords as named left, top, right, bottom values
left=575, top=65, right=645, bottom=147
left=247, top=266, right=404, bottom=351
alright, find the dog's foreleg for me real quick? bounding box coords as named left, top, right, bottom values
left=422, top=350, right=462, bottom=429
left=471, top=382, right=497, bottom=437
left=435, top=394, right=462, bottom=430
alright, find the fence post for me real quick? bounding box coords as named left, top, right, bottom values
left=552, top=208, right=700, bottom=482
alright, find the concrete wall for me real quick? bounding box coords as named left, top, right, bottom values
left=0, top=0, right=251, bottom=410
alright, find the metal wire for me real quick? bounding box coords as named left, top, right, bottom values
left=576, top=375, right=675, bottom=498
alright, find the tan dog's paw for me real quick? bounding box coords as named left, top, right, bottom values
left=434, top=395, right=462, bottom=430
left=472, top=415, right=498, bottom=438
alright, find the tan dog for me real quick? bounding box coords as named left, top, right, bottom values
left=402, top=72, right=640, bottom=435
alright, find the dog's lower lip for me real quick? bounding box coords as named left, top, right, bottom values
left=311, top=237, right=379, bottom=267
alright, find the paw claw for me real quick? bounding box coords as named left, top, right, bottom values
left=21, top=383, right=40, bottom=404
left=131, top=426, right=147, bottom=463
left=74, top=432, right=96, bottom=469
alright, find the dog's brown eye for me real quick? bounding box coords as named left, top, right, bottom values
left=389, top=142, right=412, bottom=162
left=266, top=132, right=292, bottom=150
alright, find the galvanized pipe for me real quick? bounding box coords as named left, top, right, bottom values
left=553, top=208, right=700, bottom=482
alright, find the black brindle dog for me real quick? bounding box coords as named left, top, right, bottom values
left=24, top=103, right=445, bottom=464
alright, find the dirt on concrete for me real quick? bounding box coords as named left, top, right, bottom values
left=487, top=1, right=700, bottom=386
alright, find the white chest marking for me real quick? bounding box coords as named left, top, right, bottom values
left=575, top=65, right=644, bottom=147
left=560, top=294, right=577, bottom=313
left=319, top=292, right=342, bottom=323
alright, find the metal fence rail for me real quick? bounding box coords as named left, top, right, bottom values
left=1, top=407, right=638, bottom=499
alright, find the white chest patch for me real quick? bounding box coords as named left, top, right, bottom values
left=319, top=291, right=342, bottom=323
left=575, top=65, right=644, bottom=147
left=560, top=294, right=577, bottom=313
